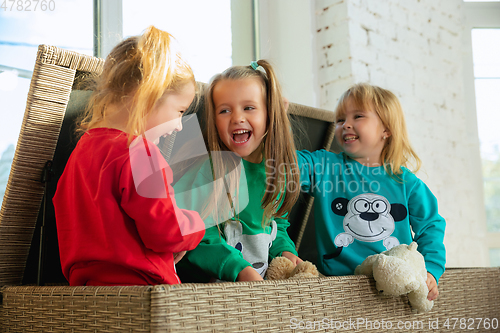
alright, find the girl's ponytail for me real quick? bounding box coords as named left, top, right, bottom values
left=78, top=26, right=194, bottom=142
left=255, top=60, right=300, bottom=220
left=128, top=26, right=193, bottom=138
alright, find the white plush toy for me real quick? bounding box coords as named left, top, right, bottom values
left=354, top=242, right=433, bottom=313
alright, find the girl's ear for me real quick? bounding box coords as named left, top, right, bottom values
left=283, top=97, right=289, bottom=112
left=383, top=129, right=392, bottom=139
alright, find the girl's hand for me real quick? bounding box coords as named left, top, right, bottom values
left=426, top=272, right=439, bottom=301
left=237, top=266, right=264, bottom=281
left=173, top=251, right=186, bottom=264
left=281, top=251, right=303, bottom=266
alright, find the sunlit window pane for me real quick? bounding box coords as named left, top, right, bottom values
left=475, top=79, right=500, bottom=159
left=122, top=0, right=232, bottom=84
left=490, top=248, right=500, bottom=267
left=0, top=0, right=93, bottom=204
left=472, top=29, right=500, bottom=78
left=472, top=28, right=500, bottom=233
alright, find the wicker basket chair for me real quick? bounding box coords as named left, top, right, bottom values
left=0, top=45, right=499, bottom=332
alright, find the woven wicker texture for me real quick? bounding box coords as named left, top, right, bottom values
left=288, top=103, right=335, bottom=123
left=1, top=285, right=152, bottom=332
left=1, top=268, right=499, bottom=332
left=0, top=45, right=103, bottom=286
left=145, top=269, right=500, bottom=332
left=149, top=268, right=500, bottom=332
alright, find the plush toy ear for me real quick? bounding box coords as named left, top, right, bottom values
left=408, top=242, right=418, bottom=252
left=390, top=203, right=407, bottom=221
left=331, top=197, right=349, bottom=216
left=376, top=255, right=386, bottom=268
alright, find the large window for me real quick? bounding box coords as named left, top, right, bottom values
left=0, top=0, right=93, bottom=202
left=0, top=1, right=252, bottom=206
left=464, top=0, right=500, bottom=266
left=472, top=29, right=500, bottom=266
left=472, top=29, right=500, bottom=233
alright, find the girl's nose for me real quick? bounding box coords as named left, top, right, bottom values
left=231, top=111, right=245, bottom=124
left=175, top=117, right=183, bottom=132
left=342, top=121, right=351, bottom=129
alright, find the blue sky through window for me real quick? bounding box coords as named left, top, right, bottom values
left=0, top=0, right=92, bottom=203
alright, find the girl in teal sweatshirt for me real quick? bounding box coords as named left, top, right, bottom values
left=298, top=83, right=446, bottom=301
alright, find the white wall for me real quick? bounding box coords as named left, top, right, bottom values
left=258, top=0, right=319, bottom=107
left=312, top=0, right=489, bottom=267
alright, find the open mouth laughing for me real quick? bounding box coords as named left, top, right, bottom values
left=232, top=129, right=252, bottom=144
left=343, top=135, right=358, bottom=142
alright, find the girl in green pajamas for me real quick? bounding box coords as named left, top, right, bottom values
left=175, top=60, right=302, bottom=282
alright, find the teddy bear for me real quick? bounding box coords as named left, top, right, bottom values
left=354, top=242, right=433, bottom=313
left=265, top=256, right=320, bottom=280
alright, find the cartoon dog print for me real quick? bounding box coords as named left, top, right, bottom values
left=325, top=193, right=407, bottom=259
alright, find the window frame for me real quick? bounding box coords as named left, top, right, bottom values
left=94, top=0, right=255, bottom=62
left=463, top=1, right=500, bottom=265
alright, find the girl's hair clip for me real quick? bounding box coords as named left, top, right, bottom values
left=250, top=61, right=259, bottom=70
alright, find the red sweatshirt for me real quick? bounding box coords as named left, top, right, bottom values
left=53, top=128, right=205, bottom=286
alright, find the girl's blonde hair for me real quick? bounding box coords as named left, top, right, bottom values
left=335, top=83, right=421, bottom=176
left=205, top=60, right=300, bottom=225
left=78, top=26, right=194, bottom=141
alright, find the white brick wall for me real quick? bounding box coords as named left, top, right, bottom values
left=314, top=0, right=489, bottom=267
